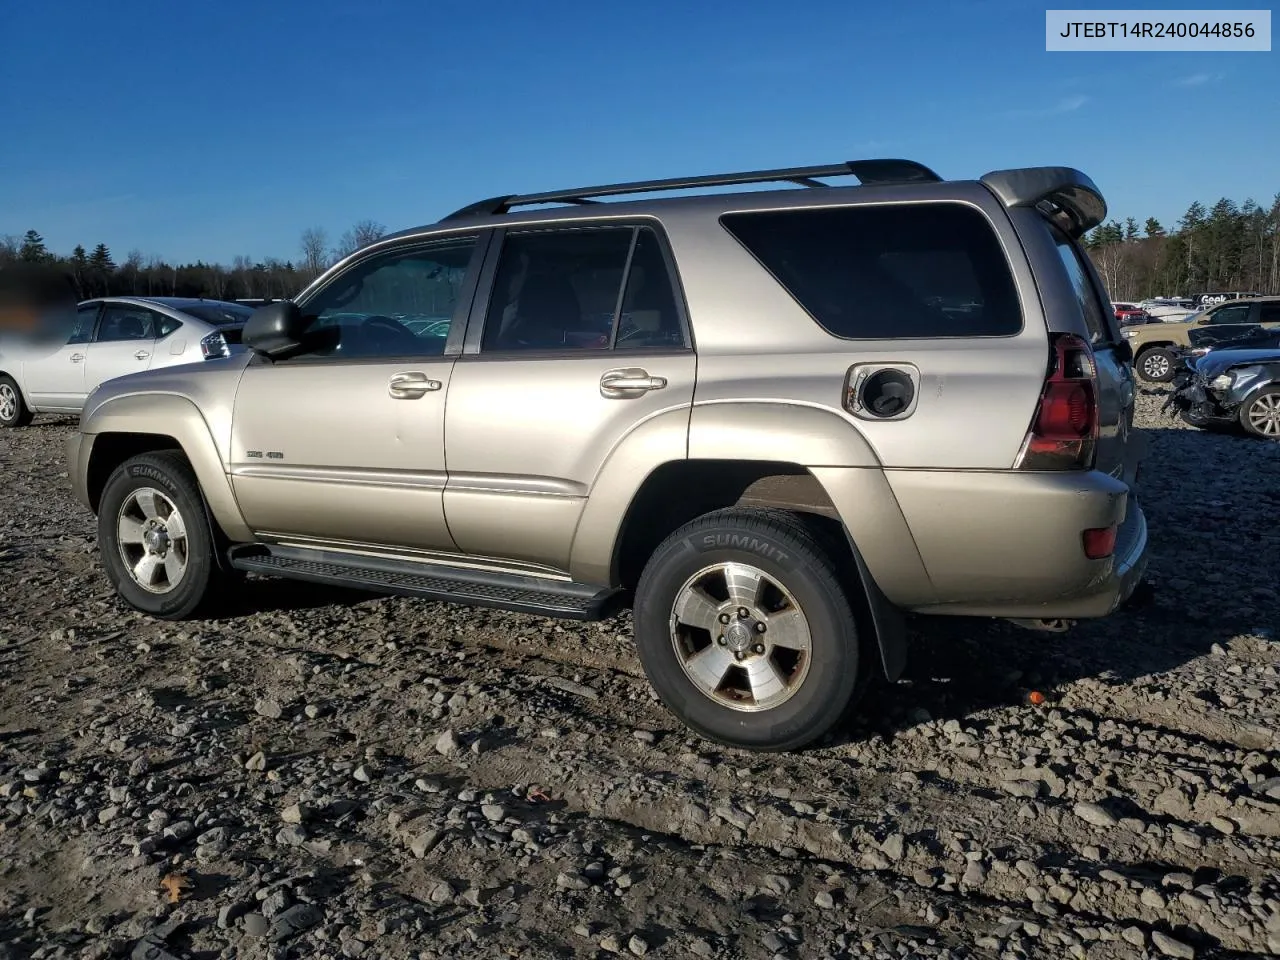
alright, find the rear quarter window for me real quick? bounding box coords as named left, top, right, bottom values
left=719, top=202, right=1022, bottom=339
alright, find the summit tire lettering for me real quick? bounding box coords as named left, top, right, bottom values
left=700, top=533, right=789, bottom=564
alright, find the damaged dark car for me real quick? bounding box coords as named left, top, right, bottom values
left=1165, top=341, right=1280, bottom=437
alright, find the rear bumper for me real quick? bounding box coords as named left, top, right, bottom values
left=880, top=467, right=1149, bottom=619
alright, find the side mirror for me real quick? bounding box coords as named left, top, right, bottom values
left=243, top=301, right=306, bottom=359
left=1113, top=340, right=1133, bottom=365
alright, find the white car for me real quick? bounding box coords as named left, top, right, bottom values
left=0, top=296, right=253, bottom=428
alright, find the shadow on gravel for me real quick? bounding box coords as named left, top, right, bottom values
left=211, top=576, right=373, bottom=617
left=837, top=420, right=1278, bottom=744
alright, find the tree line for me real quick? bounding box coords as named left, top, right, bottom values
left=1084, top=194, right=1280, bottom=302
left=0, top=220, right=388, bottom=302
left=4, top=191, right=1279, bottom=305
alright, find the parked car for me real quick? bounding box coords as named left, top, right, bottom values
left=1124, top=296, right=1280, bottom=383
left=0, top=296, right=253, bottom=428
left=1164, top=343, right=1280, bottom=437
left=1112, top=302, right=1152, bottom=326
left=67, top=159, right=1150, bottom=751
left=1139, top=298, right=1199, bottom=323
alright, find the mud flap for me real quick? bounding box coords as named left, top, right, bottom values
left=843, top=532, right=908, bottom=682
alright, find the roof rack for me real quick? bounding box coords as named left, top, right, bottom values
left=441, top=159, right=943, bottom=221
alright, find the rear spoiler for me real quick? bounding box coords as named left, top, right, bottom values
left=979, top=167, right=1107, bottom=240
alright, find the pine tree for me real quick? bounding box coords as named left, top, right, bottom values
left=19, top=230, right=50, bottom=262
left=1124, top=218, right=1139, bottom=242
left=1144, top=218, right=1165, bottom=238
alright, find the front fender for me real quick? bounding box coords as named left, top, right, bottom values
left=78, top=392, right=253, bottom=542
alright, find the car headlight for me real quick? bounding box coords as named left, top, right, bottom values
left=1123, top=330, right=1138, bottom=338
left=1211, top=373, right=1234, bottom=391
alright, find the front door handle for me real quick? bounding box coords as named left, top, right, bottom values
left=600, top=368, right=668, bottom=399
left=70, top=353, right=85, bottom=363
left=134, top=350, right=150, bottom=360
left=388, top=371, right=442, bottom=399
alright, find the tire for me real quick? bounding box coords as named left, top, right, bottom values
left=1136, top=347, right=1178, bottom=383
left=0, top=375, right=34, bottom=428
left=97, top=451, right=227, bottom=619
left=1239, top=386, right=1280, bottom=439
left=633, top=508, right=862, bottom=752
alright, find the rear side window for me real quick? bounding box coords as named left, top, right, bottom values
left=1050, top=227, right=1111, bottom=345
left=720, top=203, right=1022, bottom=339
left=1260, top=303, right=1280, bottom=324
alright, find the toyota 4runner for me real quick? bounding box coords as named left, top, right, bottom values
left=67, top=159, right=1150, bottom=751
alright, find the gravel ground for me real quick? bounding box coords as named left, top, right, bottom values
left=1, top=390, right=1279, bottom=960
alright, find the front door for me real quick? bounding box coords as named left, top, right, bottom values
left=21, top=302, right=99, bottom=409
left=83, top=302, right=162, bottom=394
left=443, top=222, right=696, bottom=571
left=230, top=234, right=484, bottom=553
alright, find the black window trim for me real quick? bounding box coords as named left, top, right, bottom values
left=70, top=301, right=102, bottom=345
left=718, top=198, right=1028, bottom=342
left=255, top=231, right=492, bottom=367
left=458, top=218, right=695, bottom=361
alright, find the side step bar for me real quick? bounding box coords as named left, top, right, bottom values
left=227, top=545, right=623, bottom=621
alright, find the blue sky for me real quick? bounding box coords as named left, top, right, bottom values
left=1, top=0, right=1276, bottom=265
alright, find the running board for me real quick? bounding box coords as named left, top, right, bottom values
left=227, top=545, right=623, bottom=621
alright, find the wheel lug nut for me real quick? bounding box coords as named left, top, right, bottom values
left=716, top=636, right=727, bottom=646
left=755, top=621, right=767, bottom=633
left=753, top=644, right=765, bottom=654
left=737, top=607, right=749, bottom=619
left=734, top=651, right=744, bottom=661
left=718, top=613, right=731, bottom=624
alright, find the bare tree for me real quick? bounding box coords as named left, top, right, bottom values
left=0, top=235, right=20, bottom=263
left=332, top=219, right=387, bottom=260
left=300, top=228, right=329, bottom=279
left=123, top=249, right=145, bottom=294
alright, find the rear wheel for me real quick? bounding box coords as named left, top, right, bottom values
left=632, top=508, right=862, bottom=752
left=97, top=451, right=228, bottom=619
left=0, top=376, right=33, bottom=428
left=1137, top=347, right=1178, bottom=383
left=1240, top=387, right=1280, bottom=438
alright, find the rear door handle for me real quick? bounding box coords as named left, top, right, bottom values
left=388, top=371, right=442, bottom=399
left=134, top=350, right=150, bottom=360
left=600, top=368, right=668, bottom=398
left=70, top=353, right=85, bottom=363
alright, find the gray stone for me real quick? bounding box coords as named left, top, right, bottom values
left=254, top=699, right=283, bottom=719
left=1073, top=802, right=1118, bottom=828
left=242, top=913, right=269, bottom=937
left=271, top=904, right=322, bottom=943
left=481, top=804, right=505, bottom=822
left=410, top=829, right=443, bottom=859
left=1151, top=930, right=1194, bottom=958
left=880, top=833, right=905, bottom=861
left=435, top=729, right=460, bottom=755
left=628, top=934, right=650, bottom=956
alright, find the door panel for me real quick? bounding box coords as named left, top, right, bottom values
left=443, top=221, right=696, bottom=572
left=21, top=303, right=99, bottom=408
left=444, top=353, right=696, bottom=569
left=230, top=360, right=458, bottom=549
left=228, top=234, right=484, bottom=552
left=84, top=303, right=162, bottom=393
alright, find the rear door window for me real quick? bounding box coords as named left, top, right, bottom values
left=719, top=202, right=1022, bottom=339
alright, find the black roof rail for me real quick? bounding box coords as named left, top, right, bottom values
left=440, top=159, right=943, bottom=221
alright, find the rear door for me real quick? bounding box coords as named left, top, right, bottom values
left=84, top=303, right=162, bottom=392
left=1048, top=229, right=1138, bottom=485
left=442, top=222, right=695, bottom=571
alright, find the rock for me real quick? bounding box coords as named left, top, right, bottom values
left=1001, top=779, right=1042, bottom=799
left=628, top=934, right=650, bottom=956
left=963, top=860, right=988, bottom=886
left=1073, top=802, right=1118, bottom=828
left=481, top=804, right=505, bottom=822
left=281, top=803, right=310, bottom=825
left=435, top=729, right=460, bottom=755
left=245, top=752, right=267, bottom=772
left=880, top=833, right=905, bottom=861
left=254, top=698, right=283, bottom=719
left=217, top=902, right=251, bottom=929
left=242, top=913, right=269, bottom=937
left=275, top=824, right=307, bottom=846
left=814, top=890, right=835, bottom=909
left=633, top=730, right=657, bottom=744
left=557, top=871, right=591, bottom=891
left=410, top=830, right=443, bottom=859
left=271, top=904, right=322, bottom=942
left=1151, top=930, right=1194, bottom=958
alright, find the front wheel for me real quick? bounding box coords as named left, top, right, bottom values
left=1240, top=387, right=1280, bottom=438
left=632, top=508, right=862, bottom=752
left=97, top=451, right=226, bottom=619
left=1137, top=347, right=1178, bottom=383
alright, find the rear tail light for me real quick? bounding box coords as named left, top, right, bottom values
left=1015, top=333, right=1099, bottom=471
left=200, top=331, right=230, bottom=359
left=1082, top=525, right=1117, bottom=559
